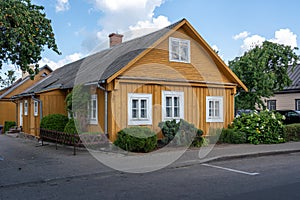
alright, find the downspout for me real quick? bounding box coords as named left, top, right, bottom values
left=31, top=96, right=43, bottom=121
left=97, top=82, right=108, bottom=138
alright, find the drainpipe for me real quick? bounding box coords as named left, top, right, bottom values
left=31, top=96, right=43, bottom=121
left=97, top=82, right=108, bottom=138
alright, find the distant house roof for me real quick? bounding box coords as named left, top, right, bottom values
left=275, top=64, right=300, bottom=94
left=15, top=18, right=247, bottom=97
left=0, top=65, right=52, bottom=99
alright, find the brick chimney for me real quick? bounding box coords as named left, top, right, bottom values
left=109, top=33, right=123, bottom=48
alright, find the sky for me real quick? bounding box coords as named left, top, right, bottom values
left=2, top=0, right=300, bottom=78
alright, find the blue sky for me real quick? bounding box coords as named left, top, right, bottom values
left=3, top=0, right=300, bottom=77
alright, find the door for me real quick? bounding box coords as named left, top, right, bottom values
left=19, top=102, right=23, bottom=127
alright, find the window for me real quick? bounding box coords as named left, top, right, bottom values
left=169, top=37, right=190, bottom=63
left=24, top=100, right=28, bottom=116
left=89, top=94, right=98, bottom=124
left=162, top=91, right=184, bottom=121
left=267, top=100, right=276, bottom=111
left=128, top=93, right=152, bottom=125
left=34, top=101, right=38, bottom=116
left=295, top=99, right=300, bottom=111
left=206, top=96, right=223, bottom=122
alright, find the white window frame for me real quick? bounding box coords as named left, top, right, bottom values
left=128, top=93, right=152, bottom=125
left=295, top=99, right=300, bottom=111
left=169, top=37, right=190, bottom=63
left=33, top=100, right=38, bottom=116
left=24, top=100, right=28, bottom=116
left=162, top=91, right=184, bottom=121
left=206, top=96, right=224, bottom=122
left=89, top=94, right=98, bottom=125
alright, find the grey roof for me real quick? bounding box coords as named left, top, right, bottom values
left=0, top=65, right=52, bottom=99
left=276, top=64, right=300, bottom=93
left=17, top=19, right=185, bottom=96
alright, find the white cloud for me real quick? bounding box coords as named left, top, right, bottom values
left=83, top=0, right=170, bottom=51
left=238, top=28, right=298, bottom=54
left=56, top=0, right=70, bottom=12
left=233, top=31, right=250, bottom=40
left=269, top=28, right=297, bottom=48
left=241, top=34, right=265, bottom=52
left=38, top=53, right=83, bottom=70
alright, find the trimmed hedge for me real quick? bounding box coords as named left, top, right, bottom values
left=114, top=127, right=157, bottom=153
left=64, top=119, right=79, bottom=134
left=4, top=121, right=16, bottom=132
left=283, top=123, right=300, bottom=141
left=158, top=119, right=204, bottom=147
left=219, top=128, right=247, bottom=144
left=40, top=114, right=69, bottom=132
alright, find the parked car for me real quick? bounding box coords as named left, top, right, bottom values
left=275, top=110, right=300, bottom=124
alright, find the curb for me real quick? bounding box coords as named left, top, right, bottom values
left=172, top=149, right=300, bottom=168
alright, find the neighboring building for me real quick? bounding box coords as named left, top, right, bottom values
left=0, top=65, right=52, bottom=126
left=13, top=19, right=247, bottom=140
left=265, top=64, right=300, bottom=111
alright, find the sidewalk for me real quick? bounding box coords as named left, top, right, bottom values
left=1, top=133, right=300, bottom=186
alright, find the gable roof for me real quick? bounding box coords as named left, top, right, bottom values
left=0, top=65, right=52, bottom=99
left=275, top=64, right=300, bottom=93
left=16, top=18, right=247, bottom=97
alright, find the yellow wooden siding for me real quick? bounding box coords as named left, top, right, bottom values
left=121, top=28, right=229, bottom=84
left=88, top=89, right=105, bottom=133
left=107, top=82, right=235, bottom=141
left=0, top=101, right=16, bottom=125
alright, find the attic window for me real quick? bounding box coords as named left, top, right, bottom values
left=41, top=72, right=47, bottom=77
left=169, top=37, right=190, bottom=63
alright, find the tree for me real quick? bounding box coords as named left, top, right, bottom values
left=0, top=70, right=16, bottom=88
left=0, top=0, right=60, bottom=80
left=229, top=41, right=299, bottom=110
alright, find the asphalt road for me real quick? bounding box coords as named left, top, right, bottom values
left=0, top=135, right=300, bottom=200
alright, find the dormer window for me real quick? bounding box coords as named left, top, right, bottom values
left=169, top=37, right=190, bottom=63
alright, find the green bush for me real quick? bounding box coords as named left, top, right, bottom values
left=158, top=119, right=204, bottom=147
left=40, top=114, right=69, bottom=132
left=64, top=119, right=79, bottom=134
left=283, top=123, right=300, bottom=141
left=219, top=129, right=247, bottom=144
left=230, top=110, right=285, bottom=144
left=114, top=127, right=157, bottom=153
left=4, top=121, right=16, bottom=132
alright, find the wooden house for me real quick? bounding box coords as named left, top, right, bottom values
left=0, top=65, right=52, bottom=127
left=13, top=19, right=247, bottom=140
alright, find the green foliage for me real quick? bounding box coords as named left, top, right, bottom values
left=113, top=127, right=157, bottom=153
left=65, top=85, right=91, bottom=132
left=230, top=110, right=285, bottom=144
left=4, top=121, right=16, bottom=132
left=63, top=119, right=79, bottom=134
left=0, top=0, right=60, bottom=79
left=219, top=129, right=247, bottom=144
left=0, top=70, right=16, bottom=88
left=158, top=119, right=204, bottom=147
left=229, top=41, right=299, bottom=110
left=283, top=124, right=300, bottom=141
left=40, top=114, right=68, bottom=132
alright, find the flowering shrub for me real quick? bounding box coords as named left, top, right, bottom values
left=230, top=110, right=285, bottom=144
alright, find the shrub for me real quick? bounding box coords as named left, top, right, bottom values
left=219, top=128, right=247, bottom=144
left=283, top=123, right=300, bottom=141
left=158, top=119, right=204, bottom=147
left=40, top=114, right=69, bottom=132
left=64, top=119, right=79, bottom=134
left=230, top=110, right=285, bottom=144
left=4, top=121, right=16, bottom=132
left=114, top=127, right=157, bottom=153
